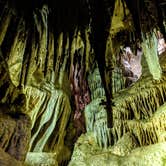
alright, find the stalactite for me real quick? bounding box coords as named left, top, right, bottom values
left=85, top=97, right=111, bottom=148
left=113, top=82, right=166, bottom=121
left=85, top=28, right=91, bottom=73
left=112, top=77, right=166, bottom=145
left=59, top=33, right=69, bottom=90
left=70, top=28, right=78, bottom=76
left=1, top=1, right=166, bottom=165
left=33, top=5, right=48, bottom=73
left=85, top=67, right=111, bottom=148
left=0, top=48, right=15, bottom=103
left=7, top=17, right=27, bottom=87
left=110, top=0, right=133, bottom=38
left=112, top=67, right=125, bottom=94
left=88, top=68, right=106, bottom=100
left=0, top=5, right=12, bottom=46
left=25, top=29, right=38, bottom=87
left=45, top=31, right=54, bottom=80
left=104, top=0, right=135, bottom=95
left=55, top=32, right=63, bottom=75
left=141, top=31, right=162, bottom=80
left=0, top=8, right=75, bottom=164
left=57, top=34, right=72, bottom=99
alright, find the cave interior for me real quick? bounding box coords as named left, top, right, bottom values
left=0, top=0, right=166, bottom=165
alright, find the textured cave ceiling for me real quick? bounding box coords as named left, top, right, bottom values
left=1, top=0, right=166, bottom=31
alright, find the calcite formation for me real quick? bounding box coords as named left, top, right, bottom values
left=85, top=67, right=110, bottom=148
left=69, top=53, right=166, bottom=166
left=141, top=32, right=162, bottom=80
left=0, top=48, right=31, bottom=164
left=0, top=0, right=166, bottom=165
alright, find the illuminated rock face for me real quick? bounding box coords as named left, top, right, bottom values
left=69, top=133, right=166, bottom=166
left=0, top=49, right=31, bottom=164
left=0, top=3, right=93, bottom=165
left=141, top=32, right=162, bottom=80
left=85, top=67, right=111, bottom=148
left=26, top=85, right=71, bottom=152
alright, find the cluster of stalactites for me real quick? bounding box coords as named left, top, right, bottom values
left=113, top=83, right=166, bottom=121
left=85, top=67, right=111, bottom=148
left=85, top=98, right=111, bottom=148
left=112, top=106, right=166, bottom=146
left=0, top=3, right=94, bottom=91
left=104, top=0, right=134, bottom=95
left=88, top=68, right=106, bottom=100
left=112, top=81, right=166, bottom=145
left=0, top=2, right=97, bottom=155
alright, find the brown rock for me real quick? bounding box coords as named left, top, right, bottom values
left=0, top=147, right=22, bottom=166
left=0, top=111, right=31, bottom=161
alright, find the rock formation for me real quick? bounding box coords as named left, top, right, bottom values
left=0, top=0, right=166, bottom=165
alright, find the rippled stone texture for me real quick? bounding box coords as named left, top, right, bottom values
left=0, top=111, right=31, bottom=161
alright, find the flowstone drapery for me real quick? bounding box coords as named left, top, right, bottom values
left=26, top=84, right=71, bottom=153
left=85, top=67, right=111, bottom=148
left=25, top=82, right=71, bottom=164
